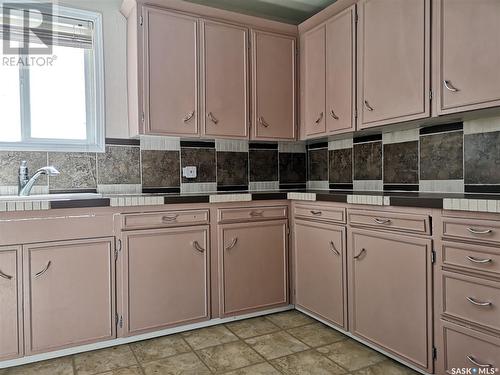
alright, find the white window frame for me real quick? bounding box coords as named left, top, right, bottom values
left=0, top=5, right=105, bottom=152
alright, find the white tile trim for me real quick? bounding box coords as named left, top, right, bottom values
left=328, top=138, right=353, bottom=150
left=307, top=181, right=329, bottom=190
left=215, top=139, right=249, bottom=152
left=353, top=180, right=383, bottom=191
left=97, top=184, right=142, bottom=194
left=278, top=142, right=306, bottom=153
left=140, top=136, right=181, bottom=151
left=209, top=194, right=252, bottom=203
left=382, top=129, right=419, bottom=144
left=419, top=180, right=464, bottom=193
left=249, top=181, right=279, bottom=191
left=181, top=182, right=217, bottom=194
left=464, top=116, right=500, bottom=135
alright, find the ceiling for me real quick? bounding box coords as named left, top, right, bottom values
left=181, top=0, right=338, bottom=24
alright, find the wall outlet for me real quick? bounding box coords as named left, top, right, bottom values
left=182, top=166, right=197, bottom=179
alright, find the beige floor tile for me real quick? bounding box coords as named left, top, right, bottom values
left=196, top=341, right=263, bottom=373
left=142, top=352, right=211, bottom=375
left=225, top=317, right=280, bottom=339
left=265, top=310, right=314, bottom=329
left=74, top=345, right=138, bottom=375
left=287, top=322, right=346, bottom=347
left=224, top=362, right=281, bottom=375
left=271, top=350, right=346, bottom=375
left=182, top=325, right=238, bottom=350
left=96, top=366, right=143, bottom=375
left=130, top=334, right=191, bottom=362
left=245, top=331, right=309, bottom=360
left=317, top=339, right=385, bottom=371
left=351, top=360, right=419, bottom=375
left=4, top=357, right=74, bottom=375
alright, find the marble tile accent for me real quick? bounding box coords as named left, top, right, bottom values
left=47, top=152, right=97, bottom=191
left=216, top=139, right=249, bottom=152
left=317, top=339, right=386, bottom=371
left=224, top=362, right=281, bottom=375
left=226, top=317, right=280, bottom=339
left=287, top=323, right=346, bottom=348
left=383, top=141, right=418, bottom=184
left=419, top=131, right=463, bottom=180
left=209, top=194, right=252, bottom=203
left=329, top=138, right=353, bottom=151
left=140, top=135, right=180, bottom=151
left=464, top=131, right=500, bottom=184
left=329, top=149, right=353, bottom=184
left=141, top=150, right=180, bottom=188
left=97, top=146, right=141, bottom=185
left=463, top=115, right=500, bottom=135
left=279, top=142, right=306, bottom=153
left=73, top=345, right=138, bottom=375
left=217, top=152, right=249, bottom=187
left=196, top=341, right=263, bottom=373
left=419, top=179, right=464, bottom=193
left=130, top=334, right=191, bottom=362
left=245, top=331, right=309, bottom=360
left=249, top=150, right=278, bottom=182
left=0, top=151, right=48, bottom=186
left=180, top=148, right=216, bottom=184
left=182, top=325, right=239, bottom=350
left=3, top=357, right=74, bottom=375
left=279, top=153, right=306, bottom=184
left=265, top=310, right=315, bottom=329
left=141, top=352, right=211, bottom=375
left=353, top=142, right=382, bottom=180
left=271, top=350, right=346, bottom=375
left=308, top=148, right=328, bottom=181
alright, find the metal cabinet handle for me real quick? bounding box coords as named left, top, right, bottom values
left=467, top=227, right=493, bottom=235
left=226, top=238, right=238, bottom=250
left=258, top=116, right=270, bottom=128
left=310, top=210, right=322, bottom=216
left=374, top=218, right=391, bottom=225
left=162, top=214, right=179, bottom=222
left=466, top=296, right=492, bottom=307
left=330, top=110, right=339, bottom=120
left=207, top=112, right=219, bottom=125
left=0, top=269, right=13, bottom=280
left=466, top=256, right=492, bottom=264
left=330, top=241, right=340, bottom=256
left=354, top=248, right=366, bottom=260
left=192, top=241, right=205, bottom=253
left=443, top=80, right=459, bottom=92
left=364, top=100, right=374, bottom=112
left=183, top=111, right=195, bottom=123
left=34, top=261, right=52, bottom=278
left=467, top=355, right=492, bottom=368
left=315, top=112, right=324, bottom=124
left=249, top=210, right=264, bottom=217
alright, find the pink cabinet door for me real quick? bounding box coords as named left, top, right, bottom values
left=219, top=220, right=288, bottom=316
left=251, top=30, right=296, bottom=141
left=24, top=238, right=115, bottom=355
left=144, top=6, right=198, bottom=136
left=348, top=229, right=433, bottom=372
left=0, top=246, right=22, bottom=361
left=121, top=226, right=209, bottom=336
left=201, top=20, right=249, bottom=139
left=294, top=221, right=346, bottom=329
left=302, top=25, right=326, bottom=138
left=435, top=0, right=500, bottom=114
left=326, top=5, right=356, bottom=135
left=358, top=0, right=430, bottom=129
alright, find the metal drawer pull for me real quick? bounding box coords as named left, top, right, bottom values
left=0, top=269, right=13, bottom=280
left=354, top=248, right=366, bottom=260
left=34, top=261, right=52, bottom=278
left=330, top=110, right=339, bottom=120
left=207, top=112, right=219, bottom=125
left=192, top=241, right=205, bottom=253
left=466, top=296, right=492, bottom=307
left=466, top=256, right=492, bottom=264
left=364, top=100, right=374, bottom=112
left=315, top=112, right=324, bottom=124
left=330, top=241, right=340, bottom=256
left=162, top=214, right=179, bottom=222
left=258, top=116, right=270, bottom=128
left=467, top=355, right=492, bottom=368
left=374, top=218, right=391, bottom=225
left=310, top=211, right=322, bottom=216
left=250, top=210, right=264, bottom=217
left=443, top=80, right=459, bottom=92
left=226, top=238, right=238, bottom=250
left=183, top=111, right=195, bottom=123
left=467, top=227, right=493, bottom=235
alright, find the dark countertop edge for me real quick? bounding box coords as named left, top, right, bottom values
left=315, top=193, right=349, bottom=203
left=389, top=196, right=444, bottom=209
left=251, top=192, right=288, bottom=200
left=164, top=195, right=210, bottom=204
left=49, top=198, right=111, bottom=209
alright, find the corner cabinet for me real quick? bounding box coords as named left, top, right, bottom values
left=357, top=0, right=430, bottom=129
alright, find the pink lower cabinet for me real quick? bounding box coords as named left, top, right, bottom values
left=348, top=229, right=433, bottom=372
left=219, top=220, right=288, bottom=316
left=120, top=226, right=209, bottom=336
left=23, top=238, right=115, bottom=355
left=294, top=220, right=346, bottom=328
left=0, top=246, right=22, bottom=361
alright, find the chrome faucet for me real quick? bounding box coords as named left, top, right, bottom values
left=18, top=161, right=60, bottom=196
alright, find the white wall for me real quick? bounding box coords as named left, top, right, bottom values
left=59, top=0, right=129, bottom=138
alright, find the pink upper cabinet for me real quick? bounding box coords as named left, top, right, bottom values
left=251, top=30, right=296, bottom=141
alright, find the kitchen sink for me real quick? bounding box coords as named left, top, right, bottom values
left=0, top=193, right=102, bottom=202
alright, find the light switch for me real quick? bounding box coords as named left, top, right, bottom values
left=182, top=166, right=197, bottom=179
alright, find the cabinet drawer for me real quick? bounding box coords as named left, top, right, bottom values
left=348, top=209, right=430, bottom=235
left=443, top=242, right=500, bottom=277
left=294, top=204, right=345, bottom=224
left=217, top=206, right=287, bottom=223
left=442, top=322, right=500, bottom=373
left=122, top=210, right=209, bottom=230
left=442, top=217, right=500, bottom=245
left=443, top=272, right=500, bottom=333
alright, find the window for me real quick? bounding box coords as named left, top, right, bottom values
left=0, top=4, right=104, bottom=152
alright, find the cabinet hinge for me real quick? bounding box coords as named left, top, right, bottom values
left=119, top=316, right=123, bottom=329
left=115, top=239, right=122, bottom=261
left=355, top=12, right=359, bottom=23
left=431, top=249, right=436, bottom=264
left=432, top=346, right=437, bottom=360
left=141, top=112, right=145, bottom=124
left=139, top=15, right=143, bottom=26
left=429, top=90, right=433, bottom=101
left=354, top=109, right=358, bottom=119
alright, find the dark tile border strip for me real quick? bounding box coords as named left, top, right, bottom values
left=252, top=192, right=288, bottom=200
left=164, top=195, right=210, bottom=204
left=50, top=198, right=110, bottom=209
left=330, top=183, right=353, bottom=190
left=217, top=185, right=249, bottom=192
left=306, top=142, right=328, bottom=150
left=383, top=184, right=419, bottom=192
left=49, top=189, right=98, bottom=194
left=249, top=142, right=278, bottom=150
left=105, top=138, right=140, bottom=146
left=142, top=187, right=181, bottom=194
left=180, top=140, right=216, bottom=148
left=353, top=134, right=382, bottom=144
left=280, top=183, right=306, bottom=190
left=465, top=185, right=500, bottom=194
left=419, top=122, right=463, bottom=135
left=315, top=193, right=348, bottom=203
left=389, top=196, right=443, bottom=209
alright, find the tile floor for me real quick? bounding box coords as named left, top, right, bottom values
left=0, top=310, right=419, bottom=375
